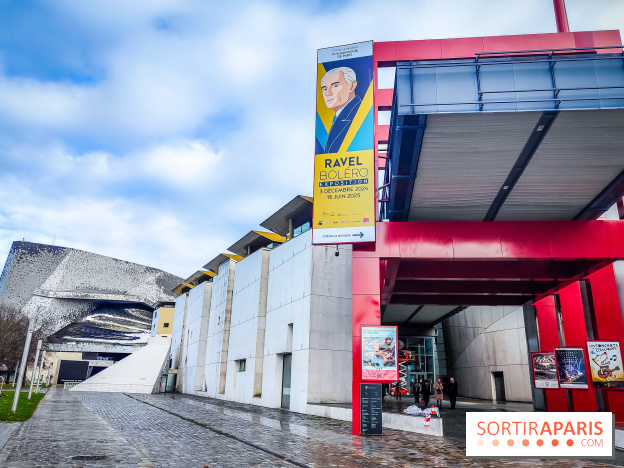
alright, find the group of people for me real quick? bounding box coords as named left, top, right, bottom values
left=382, top=377, right=458, bottom=409
left=405, top=377, right=459, bottom=409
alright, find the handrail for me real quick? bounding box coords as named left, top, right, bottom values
left=476, top=45, right=624, bottom=56
left=397, top=54, right=624, bottom=71
left=399, top=95, right=624, bottom=109
left=478, top=85, right=624, bottom=96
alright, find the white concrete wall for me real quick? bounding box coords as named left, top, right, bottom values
left=173, top=230, right=353, bottom=414
left=150, top=309, right=159, bottom=337
left=262, top=230, right=352, bottom=413
left=204, top=260, right=235, bottom=398
left=225, top=248, right=269, bottom=404
left=308, top=243, right=352, bottom=405
left=442, top=306, right=532, bottom=402
left=170, top=293, right=187, bottom=371
left=180, top=282, right=212, bottom=393
left=262, top=231, right=313, bottom=412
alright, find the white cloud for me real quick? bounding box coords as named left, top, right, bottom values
left=137, top=140, right=222, bottom=188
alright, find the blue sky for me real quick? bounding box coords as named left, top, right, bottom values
left=0, top=0, right=623, bottom=278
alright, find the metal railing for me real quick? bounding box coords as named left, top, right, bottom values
left=395, top=45, right=624, bottom=111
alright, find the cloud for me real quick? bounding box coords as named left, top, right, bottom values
left=137, top=140, right=222, bottom=189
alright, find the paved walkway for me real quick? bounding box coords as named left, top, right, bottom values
left=0, top=387, right=621, bottom=467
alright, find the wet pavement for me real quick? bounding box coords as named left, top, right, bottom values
left=0, top=387, right=622, bottom=467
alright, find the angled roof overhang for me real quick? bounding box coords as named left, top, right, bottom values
left=228, top=231, right=286, bottom=257
left=260, top=195, right=313, bottom=237
left=203, top=253, right=243, bottom=274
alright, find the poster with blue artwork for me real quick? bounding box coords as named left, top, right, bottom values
left=555, top=347, right=589, bottom=389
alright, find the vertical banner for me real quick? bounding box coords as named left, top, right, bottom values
left=531, top=352, right=559, bottom=389
left=312, top=41, right=375, bottom=245
left=587, top=340, right=624, bottom=389
left=361, top=326, right=398, bottom=381
left=555, top=347, right=589, bottom=389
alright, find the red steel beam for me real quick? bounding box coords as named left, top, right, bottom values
left=553, top=0, right=570, bottom=33
left=395, top=260, right=600, bottom=282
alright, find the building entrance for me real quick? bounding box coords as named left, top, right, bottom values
left=281, top=353, right=292, bottom=409
left=492, top=372, right=506, bottom=402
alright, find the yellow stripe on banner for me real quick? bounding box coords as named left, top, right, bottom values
left=317, top=63, right=334, bottom=133
left=338, top=81, right=373, bottom=153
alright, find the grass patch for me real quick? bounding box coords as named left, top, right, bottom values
left=0, top=390, right=46, bottom=421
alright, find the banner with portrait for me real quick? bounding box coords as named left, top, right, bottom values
left=531, top=352, right=559, bottom=389
left=555, top=347, right=589, bottom=389
left=586, top=340, right=624, bottom=389
left=361, top=326, right=398, bottom=382
left=312, top=41, right=375, bottom=245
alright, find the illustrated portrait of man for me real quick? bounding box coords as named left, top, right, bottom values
left=320, top=66, right=362, bottom=154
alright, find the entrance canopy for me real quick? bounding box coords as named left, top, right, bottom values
left=359, top=221, right=624, bottom=326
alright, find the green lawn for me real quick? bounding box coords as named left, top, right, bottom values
left=0, top=390, right=46, bottom=421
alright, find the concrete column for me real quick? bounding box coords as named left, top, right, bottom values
left=28, top=339, right=42, bottom=400
left=11, top=325, right=33, bottom=412
left=11, top=360, right=20, bottom=386
left=35, top=351, right=46, bottom=394
left=522, top=304, right=545, bottom=410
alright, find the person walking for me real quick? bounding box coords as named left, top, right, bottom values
left=421, top=380, right=431, bottom=407
left=433, top=378, right=444, bottom=409
left=395, top=381, right=402, bottom=400
left=448, top=377, right=458, bottom=409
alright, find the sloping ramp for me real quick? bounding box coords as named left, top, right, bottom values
left=71, top=337, right=170, bottom=393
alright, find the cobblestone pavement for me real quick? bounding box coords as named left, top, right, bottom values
left=1, top=388, right=621, bottom=467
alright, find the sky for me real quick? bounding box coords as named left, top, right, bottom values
left=0, top=0, right=623, bottom=279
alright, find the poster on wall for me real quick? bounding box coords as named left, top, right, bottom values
left=586, top=340, right=624, bottom=389
left=555, top=347, right=589, bottom=389
left=312, top=41, right=376, bottom=245
left=361, top=326, right=398, bottom=381
left=531, top=352, right=559, bottom=389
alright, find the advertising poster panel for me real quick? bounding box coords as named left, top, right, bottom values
left=555, top=347, right=589, bottom=389
left=587, top=340, right=624, bottom=389
left=312, top=41, right=375, bottom=245
left=361, top=326, right=398, bottom=381
left=531, top=352, right=559, bottom=389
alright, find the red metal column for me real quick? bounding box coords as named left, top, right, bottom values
left=586, top=266, right=624, bottom=427
left=553, top=0, right=570, bottom=33
left=558, top=282, right=598, bottom=412
left=351, top=253, right=381, bottom=435
left=535, top=296, right=568, bottom=411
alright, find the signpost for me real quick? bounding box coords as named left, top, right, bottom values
left=360, top=383, right=383, bottom=435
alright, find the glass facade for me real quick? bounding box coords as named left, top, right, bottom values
left=402, top=336, right=437, bottom=392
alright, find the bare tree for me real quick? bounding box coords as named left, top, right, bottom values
left=0, top=305, right=46, bottom=376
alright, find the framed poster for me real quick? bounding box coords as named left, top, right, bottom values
left=555, top=347, right=589, bottom=389
left=531, top=352, right=559, bottom=389
left=586, top=340, right=624, bottom=389
left=361, top=326, right=398, bottom=382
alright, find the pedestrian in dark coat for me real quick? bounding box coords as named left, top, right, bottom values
left=412, top=380, right=420, bottom=404
left=448, top=377, right=458, bottom=409
left=421, top=380, right=431, bottom=407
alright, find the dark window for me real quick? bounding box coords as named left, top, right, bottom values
left=238, top=360, right=246, bottom=372
left=163, top=323, right=170, bottom=328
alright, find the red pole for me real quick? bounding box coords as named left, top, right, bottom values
left=553, top=0, right=570, bottom=33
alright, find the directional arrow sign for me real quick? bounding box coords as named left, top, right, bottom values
left=353, top=232, right=364, bottom=238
